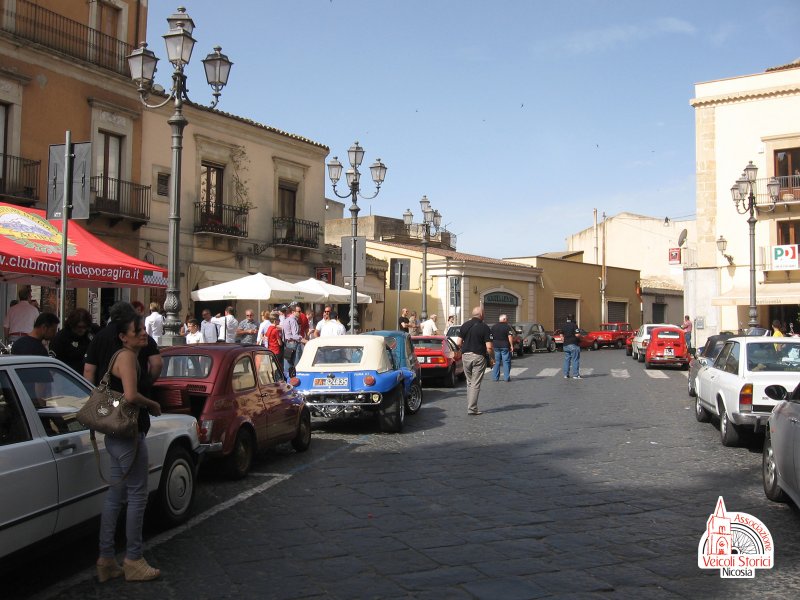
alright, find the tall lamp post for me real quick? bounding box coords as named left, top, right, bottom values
left=327, top=143, right=387, bottom=333
left=127, top=7, right=232, bottom=346
left=403, top=196, right=442, bottom=322
left=729, top=161, right=780, bottom=329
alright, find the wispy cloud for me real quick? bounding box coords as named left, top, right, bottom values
left=544, top=17, right=697, bottom=55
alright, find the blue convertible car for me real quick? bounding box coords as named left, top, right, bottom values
left=291, top=334, right=420, bottom=432
left=364, top=330, right=423, bottom=415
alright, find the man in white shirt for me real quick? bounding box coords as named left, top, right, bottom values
left=317, top=309, right=346, bottom=337
left=219, top=306, right=238, bottom=343
left=421, top=314, right=439, bottom=336
left=4, top=288, right=40, bottom=343
left=201, top=309, right=220, bottom=342
left=145, top=302, right=165, bottom=342
left=185, top=319, right=203, bottom=344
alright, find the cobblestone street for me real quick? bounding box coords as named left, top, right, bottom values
left=14, top=350, right=800, bottom=599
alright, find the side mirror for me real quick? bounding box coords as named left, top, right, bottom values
left=764, top=384, right=788, bottom=401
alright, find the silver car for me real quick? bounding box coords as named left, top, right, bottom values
left=0, top=356, right=202, bottom=559
left=763, top=383, right=800, bottom=506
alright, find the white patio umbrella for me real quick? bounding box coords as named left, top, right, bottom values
left=293, top=277, right=373, bottom=304
left=190, top=273, right=322, bottom=305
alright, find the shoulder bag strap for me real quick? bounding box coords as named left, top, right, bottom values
left=89, top=430, right=140, bottom=485
left=99, top=348, right=126, bottom=387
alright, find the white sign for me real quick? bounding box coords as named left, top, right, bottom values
left=772, top=245, right=800, bottom=270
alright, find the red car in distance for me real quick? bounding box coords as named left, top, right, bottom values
left=644, top=326, right=690, bottom=370
left=586, top=322, right=634, bottom=350
left=412, top=335, right=463, bottom=387
left=553, top=328, right=598, bottom=351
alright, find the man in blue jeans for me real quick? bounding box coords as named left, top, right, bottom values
left=561, top=314, right=582, bottom=379
left=490, top=314, right=514, bottom=382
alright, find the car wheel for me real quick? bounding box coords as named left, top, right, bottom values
left=291, top=409, right=312, bottom=452
left=406, top=381, right=423, bottom=414
left=695, top=396, right=711, bottom=422
left=615, top=339, right=623, bottom=349
left=153, top=445, right=195, bottom=527
left=637, top=350, right=644, bottom=363
left=763, top=432, right=788, bottom=502
left=719, top=406, right=741, bottom=447
left=547, top=339, right=556, bottom=353
left=225, top=428, right=255, bottom=479
left=688, top=376, right=697, bottom=398
left=645, top=360, right=651, bottom=369
left=444, top=367, right=457, bottom=389
left=591, top=340, right=599, bottom=351
left=626, top=345, right=632, bottom=356
left=379, top=387, right=405, bottom=433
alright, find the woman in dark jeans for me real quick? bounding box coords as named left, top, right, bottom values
left=95, top=314, right=162, bottom=582
left=50, top=308, right=93, bottom=373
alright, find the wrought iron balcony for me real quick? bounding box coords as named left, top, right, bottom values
left=195, top=202, right=249, bottom=238
left=770, top=175, right=800, bottom=207
left=0, top=153, right=40, bottom=204
left=90, top=176, right=150, bottom=224
left=0, top=0, right=133, bottom=76
left=272, top=216, right=319, bottom=249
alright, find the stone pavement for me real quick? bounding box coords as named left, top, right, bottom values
left=20, top=350, right=800, bottom=599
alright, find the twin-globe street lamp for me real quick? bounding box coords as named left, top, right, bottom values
left=127, top=6, right=232, bottom=345
left=729, top=161, right=780, bottom=329
left=327, top=143, right=387, bottom=333
left=403, top=196, right=442, bottom=322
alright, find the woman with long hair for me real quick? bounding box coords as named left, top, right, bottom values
left=96, top=314, right=163, bottom=583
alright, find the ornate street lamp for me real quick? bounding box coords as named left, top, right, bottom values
left=327, top=142, right=386, bottom=333
left=403, top=196, right=442, bottom=321
left=127, top=6, right=232, bottom=346
left=729, top=161, right=780, bottom=329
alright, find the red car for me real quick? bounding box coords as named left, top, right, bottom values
left=586, top=322, right=634, bottom=350
left=153, top=344, right=312, bottom=479
left=553, top=328, right=598, bottom=351
left=644, top=326, right=689, bottom=369
left=412, top=335, right=463, bottom=387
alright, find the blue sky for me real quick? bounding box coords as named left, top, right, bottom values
left=146, top=1, right=800, bottom=259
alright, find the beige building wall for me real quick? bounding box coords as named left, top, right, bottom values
left=690, top=62, right=800, bottom=345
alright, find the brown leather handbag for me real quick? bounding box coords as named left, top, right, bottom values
left=77, top=349, right=139, bottom=439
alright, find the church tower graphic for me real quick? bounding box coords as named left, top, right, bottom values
left=705, top=496, right=731, bottom=555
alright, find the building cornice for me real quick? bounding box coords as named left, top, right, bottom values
left=690, top=83, right=800, bottom=108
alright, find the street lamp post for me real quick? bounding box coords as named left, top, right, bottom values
left=127, top=7, right=232, bottom=346
left=327, top=143, right=387, bottom=333
left=403, top=196, right=442, bottom=322
left=729, top=161, right=780, bottom=329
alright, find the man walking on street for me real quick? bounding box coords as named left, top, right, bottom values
left=490, top=314, right=514, bottom=382
left=459, top=306, right=493, bottom=415
left=421, top=314, right=439, bottom=336
left=681, top=315, right=693, bottom=350
left=562, top=314, right=582, bottom=379
left=281, top=305, right=303, bottom=376
left=200, top=309, right=219, bottom=342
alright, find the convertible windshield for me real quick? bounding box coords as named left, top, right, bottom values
left=415, top=340, right=444, bottom=350
left=312, top=346, right=365, bottom=365
left=746, top=342, right=800, bottom=372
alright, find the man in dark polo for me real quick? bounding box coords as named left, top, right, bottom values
left=459, top=306, right=493, bottom=415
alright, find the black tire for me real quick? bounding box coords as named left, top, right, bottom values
left=688, top=376, right=697, bottom=398
left=626, top=344, right=632, bottom=356
left=291, top=409, right=312, bottom=452
left=379, top=387, right=405, bottom=433
left=225, top=428, right=255, bottom=479
left=153, top=445, right=195, bottom=527
left=645, top=360, right=651, bottom=369
left=719, top=406, right=741, bottom=447
left=695, top=396, right=711, bottom=422
left=637, top=350, right=644, bottom=363
left=615, top=339, right=623, bottom=349
left=681, top=362, right=689, bottom=371
left=444, top=367, right=457, bottom=389
left=763, top=432, right=788, bottom=502
left=591, top=340, right=599, bottom=351
left=406, top=381, right=423, bottom=413
left=547, top=339, right=556, bottom=353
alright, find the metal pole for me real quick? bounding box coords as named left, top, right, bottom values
left=748, top=196, right=758, bottom=329
left=395, top=262, right=401, bottom=328
left=420, top=224, right=428, bottom=321
left=349, top=184, right=359, bottom=334
left=161, top=71, right=187, bottom=346
left=59, top=131, right=72, bottom=324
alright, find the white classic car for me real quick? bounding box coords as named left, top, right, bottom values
left=694, top=337, right=800, bottom=446
left=0, top=356, right=202, bottom=559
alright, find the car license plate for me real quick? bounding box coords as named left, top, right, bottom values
left=313, top=377, right=347, bottom=386
left=665, top=348, right=674, bottom=357
left=418, top=357, right=427, bottom=363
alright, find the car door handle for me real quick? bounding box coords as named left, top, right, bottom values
left=790, top=418, right=799, bottom=424
left=53, top=442, right=77, bottom=453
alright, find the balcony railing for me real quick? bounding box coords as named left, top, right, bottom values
left=195, top=202, right=249, bottom=238
left=0, top=153, right=40, bottom=203
left=90, top=176, right=151, bottom=222
left=1, top=0, right=132, bottom=76
left=272, top=216, right=319, bottom=249
left=752, top=175, right=800, bottom=208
